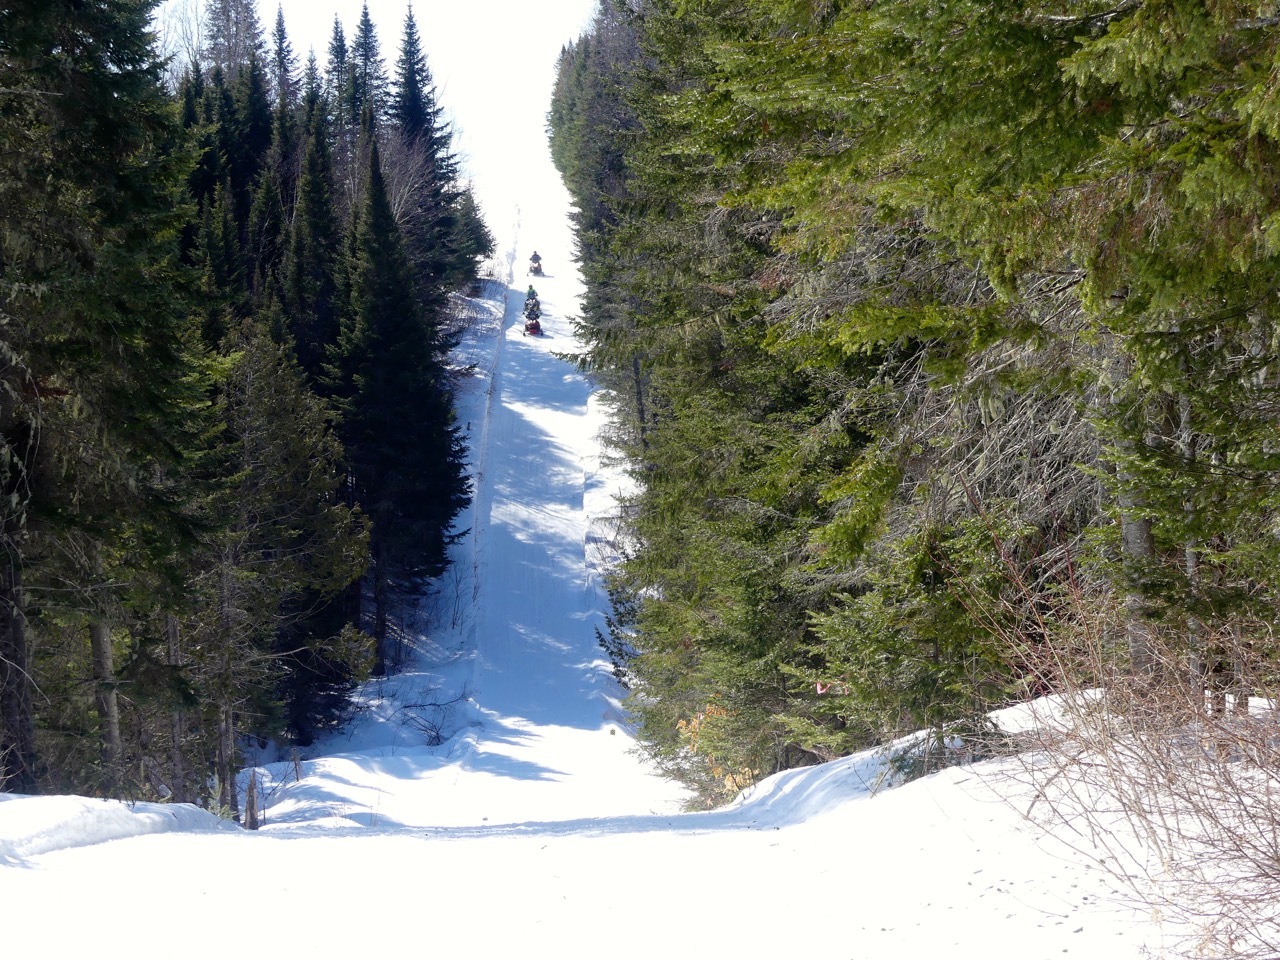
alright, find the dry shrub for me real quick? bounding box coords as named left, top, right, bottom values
left=1003, top=596, right=1280, bottom=959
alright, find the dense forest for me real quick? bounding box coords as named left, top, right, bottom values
left=0, top=0, right=490, bottom=812
left=551, top=0, right=1280, bottom=805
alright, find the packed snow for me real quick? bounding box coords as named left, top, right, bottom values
left=2, top=3, right=1169, bottom=957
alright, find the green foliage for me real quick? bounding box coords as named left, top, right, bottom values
left=0, top=1, right=484, bottom=800
left=390, top=5, right=435, bottom=144
left=801, top=517, right=1029, bottom=751
left=0, top=0, right=207, bottom=793
left=282, top=104, right=343, bottom=383
left=551, top=0, right=1280, bottom=805
left=185, top=318, right=369, bottom=750
left=327, top=138, right=469, bottom=674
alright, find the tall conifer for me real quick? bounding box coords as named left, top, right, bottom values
left=230, top=52, right=273, bottom=230
left=0, top=0, right=202, bottom=792
left=269, top=4, right=297, bottom=109
left=390, top=4, right=435, bottom=145
left=283, top=106, right=343, bottom=384
left=202, top=0, right=265, bottom=81
left=328, top=138, right=467, bottom=673
left=347, top=4, right=390, bottom=128
left=187, top=317, right=367, bottom=815
left=325, top=17, right=349, bottom=130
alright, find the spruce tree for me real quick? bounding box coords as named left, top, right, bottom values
left=548, top=0, right=1280, bottom=805
left=346, top=4, right=390, bottom=129
left=390, top=4, right=436, bottom=145
left=269, top=3, right=297, bottom=109
left=230, top=51, right=273, bottom=231
left=283, top=124, right=343, bottom=382
left=0, top=0, right=203, bottom=792
left=186, top=317, right=368, bottom=815
left=387, top=2, right=488, bottom=291
left=324, top=16, right=349, bottom=129
left=328, top=138, right=468, bottom=674
left=246, top=168, right=284, bottom=303
left=201, top=0, right=265, bottom=82
left=300, top=52, right=324, bottom=129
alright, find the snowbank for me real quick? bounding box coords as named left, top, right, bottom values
left=0, top=793, right=239, bottom=865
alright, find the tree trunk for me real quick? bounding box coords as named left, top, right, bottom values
left=372, top=539, right=387, bottom=676
left=166, top=614, right=187, bottom=803
left=217, top=556, right=239, bottom=819
left=90, top=620, right=122, bottom=785
left=1231, top=624, right=1250, bottom=717
left=1110, top=347, right=1158, bottom=678
left=1119, top=502, right=1157, bottom=676
left=1179, top=392, right=1205, bottom=700
left=343, top=473, right=364, bottom=632
left=632, top=354, right=648, bottom=449
left=244, top=767, right=259, bottom=830
left=0, top=559, right=38, bottom=793
left=217, top=700, right=239, bottom=820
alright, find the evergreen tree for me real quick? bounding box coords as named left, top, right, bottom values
left=328, top=138, right=468, bottom=674
left=185, top=318, right=368, bottom=815
left=324, top=16, right=349, bottom=129
left=282, top=104, right=344, bottom=383
left=246, top=166, right=284, bottom=303
left=548, top=0, right=1280, bottom=807
left=383, top=4, right=482, bottom=294
left=0, top=0, right=203, bottom=792
left=300, top=52, right=324, bottom=129
left=390, top=4, right=436, bottom=145
left=184, top=64, right=235, bottom=213
left=269, top=3, right=297, bottom=109
left=346, top=4, right=390, bottom=132
left=450, top=185, right=497, bottom=277
left=0, top=0, right=487, bottom=800
left=230, top=51, right=273, bottom=232
left=197, top=178, right=248, bottom=342
left=201, top=0, right=265, bottom=81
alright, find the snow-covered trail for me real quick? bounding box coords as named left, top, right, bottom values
left=450, top=247, right=662, bottom=817
left=466, top=205, right=604, bottom=730
left=0, top=746, right=1158, bottom=959
left=209, top=127, right=689, bottom=832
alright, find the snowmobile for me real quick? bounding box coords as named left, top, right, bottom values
left=523, top=316, right=542, bottom=336
left=528, top=260, right=544, bottom=277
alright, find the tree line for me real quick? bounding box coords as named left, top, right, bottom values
left=550, top=0, right=1280, bottom=805
left=0, top=0, right=490, bottom=813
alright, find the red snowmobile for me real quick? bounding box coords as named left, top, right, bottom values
left=523, top=317, right=542, bottom=336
